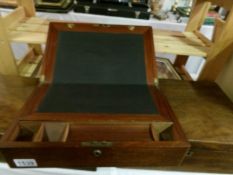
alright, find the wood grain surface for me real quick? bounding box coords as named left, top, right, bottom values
left=0, top=75, right=233, bottom=172
left=0, top=75, right=37, bottom=136
left=160, top=80, right=233, bottom=148
left=159, top=79, right=233, bottom=173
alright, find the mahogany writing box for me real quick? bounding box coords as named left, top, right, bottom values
left=0, top=22, right=189, bottom=168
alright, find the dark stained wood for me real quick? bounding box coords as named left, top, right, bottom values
left=1, top=144, right=188, bottom=167
left=174, top=55, right=189, bottom=68
left=173, top=55, right=192, bottom=80
left=160, top=79, right=233, bottom=173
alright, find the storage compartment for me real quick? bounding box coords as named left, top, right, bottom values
left=59, top=122, right=174, bottom=142
left=12, top=122, right=69, bottom=142
left=1, top=121, right=187, bottom=168
left=11, top=122, right=41, bottom=141
left=10, top=121, right=174, bottom=143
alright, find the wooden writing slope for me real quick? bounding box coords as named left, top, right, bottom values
left=0, top=23, right=189, bottom=168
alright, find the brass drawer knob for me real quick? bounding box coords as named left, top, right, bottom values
left=93, top=149, right=102, bottom=157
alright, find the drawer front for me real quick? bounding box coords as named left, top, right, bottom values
left=2, top=146, right=187, bottom=167
left=0, top=121, right=189, bottom=167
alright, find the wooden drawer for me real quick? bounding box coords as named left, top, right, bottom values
left=1, top=121, right=188, bottom=167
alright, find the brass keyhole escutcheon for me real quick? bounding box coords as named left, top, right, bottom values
left=93, top=149, right=102, bottom=157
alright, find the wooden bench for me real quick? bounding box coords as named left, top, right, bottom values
left=154, top=0, right=233, bottom=81
left=0, top=0, right=48, bottom=77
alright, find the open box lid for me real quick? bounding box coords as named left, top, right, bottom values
left=43, top=23, right=157, bottom=85
left=35, top=22, right=161, bottom=115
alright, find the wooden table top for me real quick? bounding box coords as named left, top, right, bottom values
left=1, top=75, right=232, bottom=147
left=158, top=80, right=233, bottom=173
left=0, top=75, right=233, bottom=172
left=159, top=80, right=233, bottom=151
left=0, top=75, right=37, bottom=136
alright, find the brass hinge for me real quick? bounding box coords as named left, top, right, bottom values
left=67, top=23, right=75, bottom=29
left=154, top=78, right=159, bottom=88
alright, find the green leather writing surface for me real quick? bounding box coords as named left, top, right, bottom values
left=38, top=31, right=159, bottom=114
left=38, top=84, right=158, bottom=113
left=53, top=32, right=146, bottom=85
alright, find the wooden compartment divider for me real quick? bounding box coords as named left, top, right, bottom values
left=32, top=124, right=45, bottom=142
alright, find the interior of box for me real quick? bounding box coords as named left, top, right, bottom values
left=37, top=84, right=158, bottom=113
left=10, top=121, right=174, bottom=142
left=37, top=31, right=158, bottom=114
left=3, top=25, right=179, bottom=145
left=51, top=32, right=146, bottom=84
